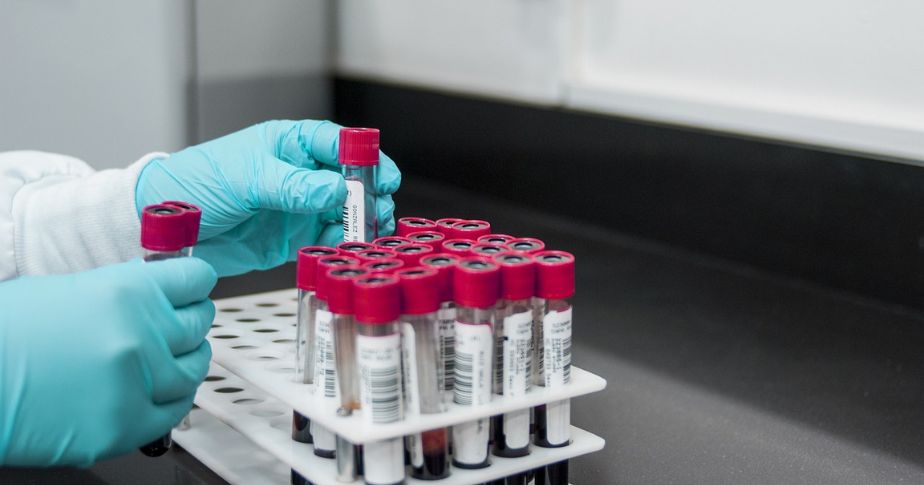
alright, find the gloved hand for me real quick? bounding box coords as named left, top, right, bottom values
left=135, top=120, right=402, bottom=276
left=0, top=258, right=217, bottom=467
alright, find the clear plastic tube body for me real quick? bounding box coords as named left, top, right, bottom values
left=534, top=297, right=572, bottom=449
left=531, top=297, right=546, bottom=387
left=292, top=289, right=317, bottom=444
left=358, top=321, right=405, bottom=485
left=438, top=301, right=457, bottom=402
left=451, top=305, right=495, bottom=469
left=311, top=299, right=337, bottom=458
left=492, top=298, right=533, bottom=458
left=332, top=313, right=361, bottom=413
left=401, top=312, right=449, bottom=479
left=343, top=165, right=378, bottom=243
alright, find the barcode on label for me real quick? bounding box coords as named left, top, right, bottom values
left=364, top=367, right=400, bottom=423
left=503, top=311, right=533, bottom=396
left=343, top=179, right=365, bottom=242
left=543, top=308, right=572, bottom=387
left=453, top=322, right=493, bottom=406
left=438, top=314, right=455, bottom=392
left=314, top=310, right=337, bottom=398
left=358, top=333, right=402, bottom=424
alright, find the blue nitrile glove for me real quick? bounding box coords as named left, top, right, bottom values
left=0, top=258, right=217, bottom=467
left=135, top=120, right=402, bottom=277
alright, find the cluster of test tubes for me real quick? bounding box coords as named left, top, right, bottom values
left=291, top=216, right=575, bottom=485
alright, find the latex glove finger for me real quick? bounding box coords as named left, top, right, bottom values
left=376, top=151, right=402, bottom=195
left=150, top=341, right=212, bottom=405
left=269, top=119, right=341, bottom=169
left=316, top=222, right=345, bottom=247
left=247, top=156, right=347, bottom=214
left=165, top=299, right=215, bottom=357
left=377, top=194, right=396, bottom=236
left=118, top=392, right=197, bottom=457
left=141, top=258, right=217, bottom=307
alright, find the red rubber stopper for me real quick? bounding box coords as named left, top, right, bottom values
left=393, top=243, right=434, bottom=267
left=493, top=252, right=536, bottom=301
left=361, top=258, right=405, bottom=275
left=396, top=267, right=440, bottom=315
left=397, top=217, right=437, bottom=237
left=477, top=234, right=515, bottom=245
left=337, top=241, right=377, bottom=254
left=505, top=237, right=546, bottom=255
left=453, top=257, right=500, bottom=308
left=441, top=239, right=475, bottom=258
left=161, top=201, right=202, bottom=247
left=355, top=248, right=397, bottom=264
left=407, top=230, right=445, bottom=252
left=327, top=266, right=368, bottom=314
left=141, top=204, right=187, bottom=252
left=353, top=274, right=401, bottom=324
left=297, top=246, right=340, bottom=290
left=471, top=243, right=506, bottom=257
left=435, top=218, right=465, bottom=236
left=420, top=253, right=460, bottom=303
left=534, top=250, right=575, bottom=300
left=374, top=236, right=412, bottom=248
left=338, top=128, right=379, bottom=167
left=448, top=220, right=492, bottom=240
left=315, top=255, right=361, bottom=301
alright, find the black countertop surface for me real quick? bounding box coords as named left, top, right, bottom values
left=4, top=178, right=922, bottom=484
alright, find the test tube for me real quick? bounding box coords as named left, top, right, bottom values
left=139, top=202, right=200, bottom=457
left=491, top=253, right=535, bottom=460
left=435, top=217, right=465, bottom=235
left=533, top=251, right=575, bottom=485
left=451, top=257, right=500, bottom=469
left=392, top=243, right=435, bottom=267
left=441, top=239, right=475, bottom=258
left=361, top=258, right=405, bottom=275
left=420, top=253, right=461, bottom=401
left=374, top=235, right=412, bottom=249
left=505, top=238, right=546, bottom=255
left=337, top=241, right=377, bottom=254
left=354, top=274, right=406, bottom=485
left=471, top=243, right=506, bottom=258
left=448, top=220, right=492, bottom=240
left=406, top=230, right=446, bottom=252
left=340, top=127, right=379, bottom=243
left=396, top=216, right=437, bottom=237
left=395, top=267, right=450, bottom=480
left=478, top=234, right=515, bottom=245
left=311, top=255, right=361, bottom=459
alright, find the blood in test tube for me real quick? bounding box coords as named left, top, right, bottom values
left=442, top=239, right=475, bottom=258
left=396, top=216, right=437, bottom=237
left=139, top=202, right=200, bottom=457
left=361, top=258, right=405, bottom=275
left=311, top=255, right=360, bottom=459
left=471, top=242, right=506, bottom=258
left=435, top=217, right=465, bottom=235
left=451, top=257, right=500, bottom=469
left=338, top=241, right=377, bottom=254
left=396, top=267, right=451, bottom=480
left=505, top=237, right=545, bottom=255
left=406, top=230, right=446, bottom=252
left=478, top=234, right=515, bottom=245
left=339, top=127, right=380, bottom=243
left=355, top=248, right=398, bottom=264
left=420, top=253, right=461, bottom=402
left=374, top=235, right=412, bottom=249
left=490, top=252, right=535, bottom=459
left=532, top=251, right=575, bottom=485
left=449, top=219, right=492, bottom=240
left=392, top=243, right=434, bottom=267
left=353, top=274, right=406, bottom=485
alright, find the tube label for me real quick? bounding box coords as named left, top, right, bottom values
left=311, top=422, right=336, bottom=452
left=453, top=322, right=493, bottom=406
left=400, top=323, right=424, bottom=467
left=314, top=309, right=337, bottom=399
left=357, top=333, right=402, bottom=424
left=363, top=439, right=406, bottom=484
left=546, top=399, right=572, bottom=445
left=503, top=310, right=533, bottom=397
left=343, top=179, right=365, bottom=242
left=438, top=307, right=456, bottom=394
left=543, top=308, right=572, bottom=387
left=452, top=418, right=489, bottom=466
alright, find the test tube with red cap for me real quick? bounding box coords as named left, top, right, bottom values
left=442, top=239, right=475, bottom=258
left=362, top=258, right=405, bottom=275
left=533, top=251, right=575, bottom=485
left=406, top=230, right=445, bottom=252
left=374, top=235, right=411, bottom=249
left=471, top=242, right=506, bottom=258
left=310, top=255, right=361, bottom=459
left=420, top=253, right=461, bottom=401
left=353, top=274, right=406, bottom=485
left=392, top=243, right=434, bottom=267
left=396, top=216, right=437, bottom=237
left=505, top=237, right=546, bottom=255
left=139, top=202, right=200, bottom=457
left=449, top=220, right=492, bottom=240
left=451, top=257, right=500, bottom=469
left=435, top=217, right=465, bottom=235
left=340, top=127, right=379, bottom=242
left=355, top=248, right=397, bottom=264
left=396, top=267, right=451, bottom=480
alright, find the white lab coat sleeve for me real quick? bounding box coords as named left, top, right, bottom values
left=0, top=150, right=169, bottom=281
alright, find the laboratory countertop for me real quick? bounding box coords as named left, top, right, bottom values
left=3, top=178, right=922, bottom=484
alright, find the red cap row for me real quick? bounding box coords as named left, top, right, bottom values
left=140, top=202, right=202, bottom=252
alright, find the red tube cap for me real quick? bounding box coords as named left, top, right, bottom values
left=141, top=204, right=188, bottom=252
left=361, top=258, right=405, bottom=275
left=355, top=248, right=397, bottom=264
left=471, top=243, right=506, bottom=257
left=396, top=267, right=440, bottom=315
left=505, top=237, right=546, bottom=254
left=453, top=257, right=500, bottom=308
left=337, top=241, right=377, bottom=254
left=493, top=252, right=536, bottom=301
left=448, top=220, right=492, bottom=240
left=315, top=255, right=361, bottom=301
left=327, top=266, right=368, bottom=314
left=534, top=250, right=575, bottom=299
left=435, top=218, right=465, bottom=236
left=420, top=253, right=460, bottom=303
left=297, top=246, right=340, bottom=290
left=407, top=230, right=445, bottom=252
left=397, top=217, right=437, bottom=237
left=477, top=234, right=515, bottom=245
left=338, top=128, right=379, bottom=167
left=161, top=201, right=202, bottom=247
left=374, top=236, right=411, bottom=248
left=393, top=243, right=434, bottom=267
left=353, top=274, right=401, bottom=324
left=442, top=239, right=475, bottom=257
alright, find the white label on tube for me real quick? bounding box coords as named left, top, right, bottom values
left=400, top=323, right=425, bottom=467
left=503, top=408, right=531, bottom=449
left=453, top=322, right=493, bottom=407
left=546, top=399, right=572, bottom=445
left=503, top=310, right=533, bottom=397
left=314, top=309, right=337, bottom=399
left=343, top=179, right=365, bottom=242
left=543, top=308, right=572, bottom=387
left=357, top=333, right=402, bottom=424
left=311, top=422, right=336, bottom=452
left=438, top=307, right=456, bottom=393
left=452, top=418, right=489, bottom=466
left=532, top=298, right=544, bottom=384
left=363, top=438, right=406, bottom=484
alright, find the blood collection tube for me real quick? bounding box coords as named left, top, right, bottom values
left=533, top=251, right=575, bottom=485
left=338, top=241, right=377, bottom=254
left=392, top=243, right=434, bottom=267
left=435, top=217, right=465, bottom=235
left=395, top=267, right=450, bottom=480
left=471, top=243, right=506, bottom=258
left=505, top=238, right=545, bottom=255
left=442, top=239, right=475, bottom=258
left=311, top=255, right=361, bottom=459
left=374, top=235, right=412, bottom=249
left=340, top=127, right=379, bottom=242
left=448, top=220, right=492, bottom=240
left=396, top=216, right=437, bottom=237
left=353, top=275, right=406, bottom=485
left=491, top=252, right=535, bottom=459
left=419, top=253, right=461, bottom=401
left=478, top=234, right=515, bottom=245
left=355, top=248, right=397, bottom=264
left=139, top=202, right=200, bottom=457
left=361, top=258, right=405, bottom=275
left=406, top=230, right=445, bottom=252
left=451, top=257, right=500, bottom=469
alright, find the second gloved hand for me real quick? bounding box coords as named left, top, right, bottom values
left=0, top=258, right=217, bottom=466
left=135, top=120, right=401, bottom=276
